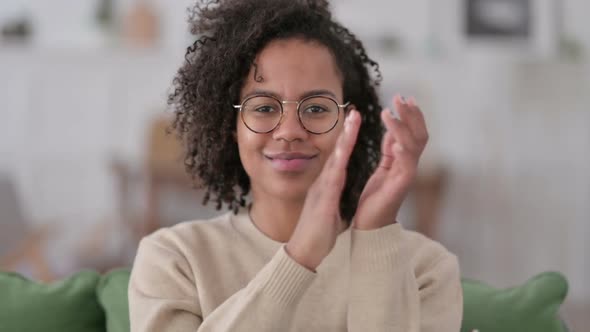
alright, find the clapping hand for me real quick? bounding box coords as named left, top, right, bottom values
left=353, top=95, right=429, bottom=230
left=286, top=95, right=429, bottom=270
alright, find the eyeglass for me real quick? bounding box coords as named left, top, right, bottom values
left=233, top=94, right=350, bottom=134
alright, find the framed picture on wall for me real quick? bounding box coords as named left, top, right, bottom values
left=466, top=0, right=531, bottom=39
left=431, top=0, right=559, bottom=59
left=462, top=0, right=558, bottom=58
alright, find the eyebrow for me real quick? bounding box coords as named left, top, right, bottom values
left=242, top=89, right=338, bottom=100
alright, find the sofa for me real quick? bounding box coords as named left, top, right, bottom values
left=0, top=269, right=569, bottom=332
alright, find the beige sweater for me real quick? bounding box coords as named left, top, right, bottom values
left=129, top=209, right=463, bottom=331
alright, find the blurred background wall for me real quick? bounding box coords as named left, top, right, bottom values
left=1, top=0, right=588, bottom=328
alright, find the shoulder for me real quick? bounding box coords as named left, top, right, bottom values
left=131, top=212, right=239, bottom=285
left=397, top=229, right=463, bottom=330
left=141, top=211, right=238, bottom=260
left=398, top=227, right=459, bottom=278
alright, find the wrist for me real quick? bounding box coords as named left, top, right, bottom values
left=285, top=243, right=319, bottom=272
left=353, top=217, right=397, bottom=230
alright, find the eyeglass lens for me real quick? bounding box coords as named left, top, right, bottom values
left=241, top=96, right=339, bottom=134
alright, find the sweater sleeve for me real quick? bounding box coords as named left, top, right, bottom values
left=128, top=236, right=316, bottom=331
left=347, top=224, right=463, bottom=332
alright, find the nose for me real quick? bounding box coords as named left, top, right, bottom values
left=272, top=103, right=308, bottom=142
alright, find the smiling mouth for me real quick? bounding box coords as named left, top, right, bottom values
left=264, top=153, right=317, bottom=172
left=264, top=152, right=317, bottom=160
left=265, top=156, right=315, bottom=161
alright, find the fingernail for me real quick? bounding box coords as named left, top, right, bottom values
left=388, top=107, right=399, bottom=119
left=385, top=107, right=395, bottom=117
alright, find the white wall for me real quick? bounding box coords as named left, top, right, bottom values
left=1, top=0, right=588, bottom=303
left=333, top=0, right=590, bottom=302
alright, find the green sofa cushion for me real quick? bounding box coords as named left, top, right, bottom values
left=0, top=270, right=105, bottom=332
left=461, top=271, right=569, bottom=332
left=3, top=268, right=567, bottom=332
left=97, top=269, right=569, bottom=332
left=97, top=268, right=131, bottom=332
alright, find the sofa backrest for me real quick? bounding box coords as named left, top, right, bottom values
left=0, top=270, right=105, bottom=332
left=0, top=269, right=569, bottom=332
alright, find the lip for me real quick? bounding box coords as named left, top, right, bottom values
left=264, top=152, right=317, bottom=172
left=265, top=152, right=316, bottom=160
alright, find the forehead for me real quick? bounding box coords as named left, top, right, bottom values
left=240, top=38, right=343, bottom=99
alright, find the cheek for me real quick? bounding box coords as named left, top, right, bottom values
left=310, top=128, right=343, bottom=171
left=236, top=122, right=256, bottom=149
left=319, top=126, right=343, bottom=156
left=236, top=123, right=265, bottom=170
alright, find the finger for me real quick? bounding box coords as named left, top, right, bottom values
left=324, top=111, right=351, bottom=168
left=381, top=106, right=415, bottom=154
left=331, top=110, right=360, bottom=170
left=382, top=107, right=419, bottom=154
left=382, top=147, right=418, bottom=199
left=380, top=109, right=419, bottom=188
left=379, top=135, right=395, bottom=170
left=393, top=95, right=416, bottom=139
left=320, top=110, right=360, bottom=191
left=381, top=103, right=420, bottom=199
left=394, top=95, right=429, bottom=148
left=382, top=134, right=419, bottom=199
left=406, top=97, right=429, bottom=146
left=386, top=119, right=421, bottom=181
left=392, top=119, right=421, bottom=159
left=379, top=110, right=397, bottom=170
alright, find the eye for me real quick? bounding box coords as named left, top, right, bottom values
left=303, top=105, right=328, bottom=114
left=254, top=105, right=279, bottom=113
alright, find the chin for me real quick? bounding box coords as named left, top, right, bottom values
left=264, top=174, right=315, bottom=201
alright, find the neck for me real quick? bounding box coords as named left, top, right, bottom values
left=249, top=192, right=304, bottom=243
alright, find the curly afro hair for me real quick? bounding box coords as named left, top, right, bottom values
left=169, top=0, right=384, bottom=223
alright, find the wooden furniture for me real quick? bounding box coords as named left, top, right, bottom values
left=111, top=115, right=199, bottom=242
left=0, top=175, right=55, bottom=282
left=143, top=115, right=196, bottom=236
left=413, top=166, right=448, bottom=240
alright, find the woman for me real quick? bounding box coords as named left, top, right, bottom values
left=128, top=0, right=463, bottom=331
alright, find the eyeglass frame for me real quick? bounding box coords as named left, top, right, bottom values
left=233, top=94, right=351, bottom=134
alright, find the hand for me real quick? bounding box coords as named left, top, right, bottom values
left=353, top=95, right=429, bottom=230
left=286, top=110, right=361, bottom=271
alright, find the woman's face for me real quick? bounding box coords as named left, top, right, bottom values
left=237, top=37, right=346, bottom=202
